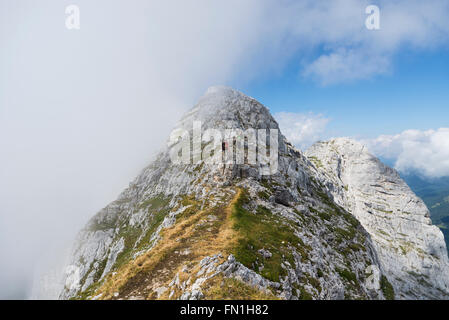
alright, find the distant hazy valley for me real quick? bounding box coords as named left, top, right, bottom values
left=403, top=175, right=449, bottom=253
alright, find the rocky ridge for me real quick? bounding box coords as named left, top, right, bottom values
left=306, top=139, right=449, bottom=299
left=59, top=86, right=449, bottom=300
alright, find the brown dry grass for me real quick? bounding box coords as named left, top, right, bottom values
left=93, top=188, right=243, bottom=300
left=203, top=275, right=278, bottom=300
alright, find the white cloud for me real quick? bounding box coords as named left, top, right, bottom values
left=303, top=49, right=391, bottom=85
left=295, top=0, right=449, bottom=85
left=275, top=112, right=330, bottom=150
left=364, top=128, right=449, bottom=178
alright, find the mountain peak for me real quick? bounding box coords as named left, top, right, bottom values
left=178, top=86, right=279, bottom=133
left=312, top=138, right=366, bottom=153
left=307, top=139, right=449, bottom=299
left=198, top=85, right=252, bottom=108
left=203, top=85, right=244, bottom=97
left=57, top=88, right=449, bottom=301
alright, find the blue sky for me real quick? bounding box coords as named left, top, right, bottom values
left=240, top=48, right=449, bottom=139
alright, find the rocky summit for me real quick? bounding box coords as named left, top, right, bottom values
left=60, top=86, right=449, bottom=300
left=306, top=139, right=449, bottom=299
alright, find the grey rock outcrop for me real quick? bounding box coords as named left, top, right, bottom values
left=306, top=138, right=449, bottom=299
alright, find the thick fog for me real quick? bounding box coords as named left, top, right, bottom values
left=1, top=0, right=448, bottom=299
left=0, top=0, right=291, bottom=300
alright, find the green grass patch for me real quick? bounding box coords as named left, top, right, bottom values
left=257, top=191, right=271, bottom=201
left=380, top=275, right=395, bottom=300
left=335, top=227, right=356, bottom=241
left=114, top=195, right=171, bottom=270
left=336, top=267, right=357, bottom=283
left=309, top=156, right=324, bottom=168
left=297, top=285, right=313, bottom=300
left=205, top=276, right=278, bottom=300
left=231, top=190, right=307, bottom=282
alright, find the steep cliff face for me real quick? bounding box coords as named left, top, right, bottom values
left=306, top=139, right=449, bottom=299
left=59, top=87, right=448, bottom=300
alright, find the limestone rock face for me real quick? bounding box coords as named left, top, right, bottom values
left=306, top=138, right=449, bottom=299
left=58, top=87, right=448, bottom=300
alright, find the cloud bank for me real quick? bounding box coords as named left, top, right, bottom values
left=365, top=128, right=449, bottom=178
left=299, top=0, right=449, bottom=84
left=275, top=112, right=330, bottom=150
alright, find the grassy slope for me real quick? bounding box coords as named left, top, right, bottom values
left=80, top=189, right=278, bottom=300
left=75, top=180, right=384, bottom=300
